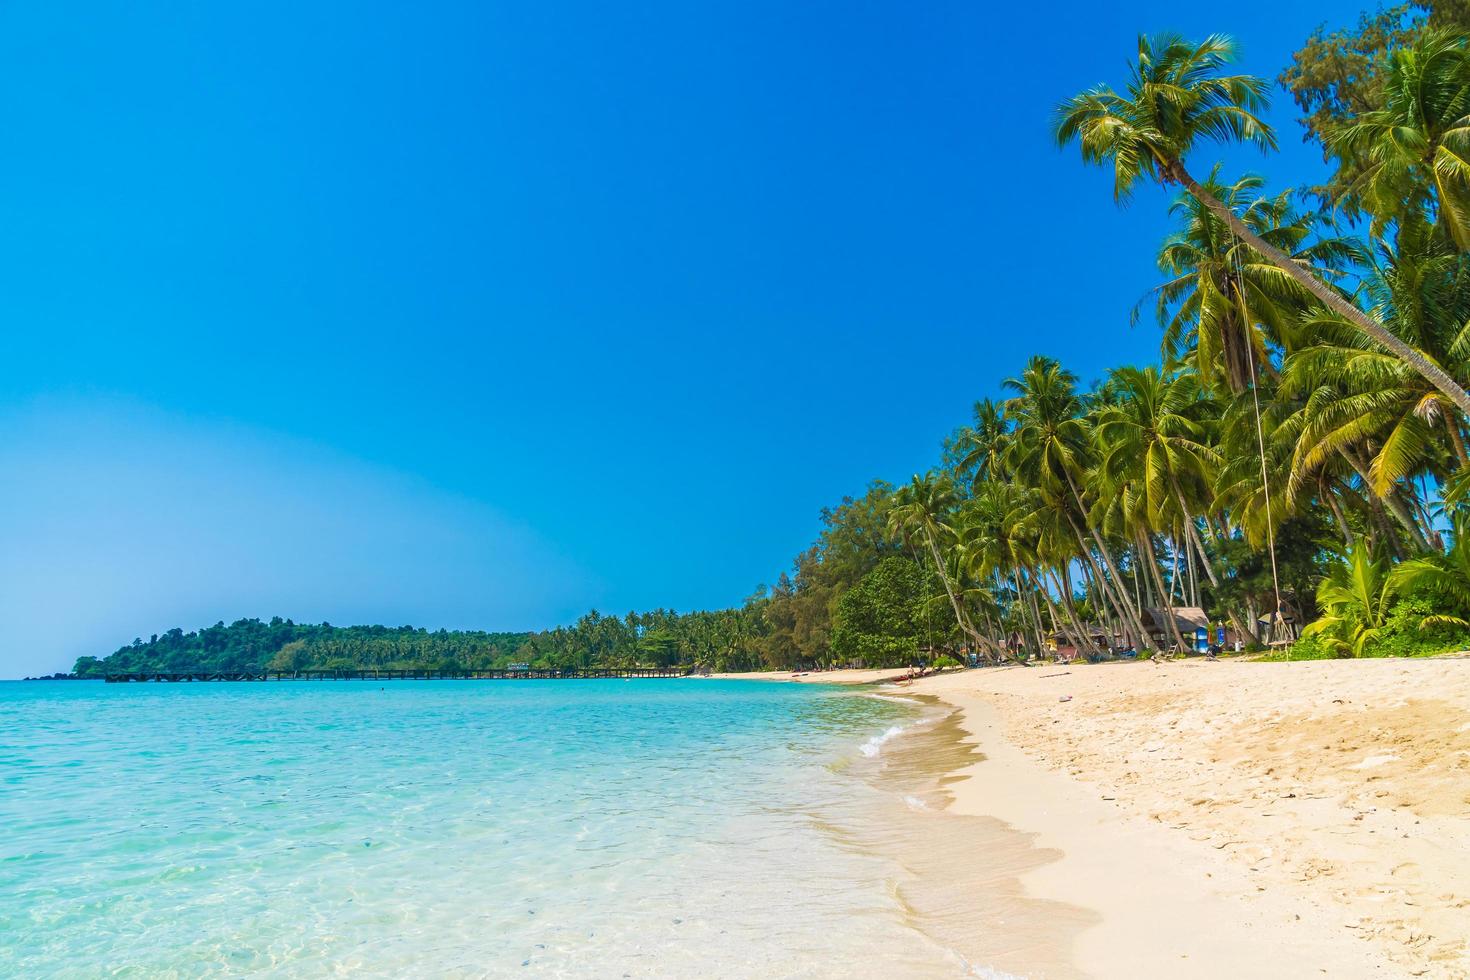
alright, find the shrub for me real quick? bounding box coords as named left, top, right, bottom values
left=1289, top=594, right=1470, bottom=659
left=1283, top=632, right=1339, bottom=660
left=1375, top=595, right=1470, bottom=658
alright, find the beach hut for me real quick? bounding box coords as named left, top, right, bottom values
left=1140, top=606, right=1210, bottom=652
left=1048, top=626, right=1111, bottom=660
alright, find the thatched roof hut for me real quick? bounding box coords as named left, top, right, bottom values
left=1141, top=606, right=1209, bottom=645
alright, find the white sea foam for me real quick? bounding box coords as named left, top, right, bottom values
left=860, top=715, right=940, bottom=757
left=860, top=724, right=908, bottom=757
left=866, top=693, right=922, bottom=705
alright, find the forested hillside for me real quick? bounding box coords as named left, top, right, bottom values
left=72, top=620, right=531, bottom=677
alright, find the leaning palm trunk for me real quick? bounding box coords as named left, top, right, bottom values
left=1167, top=535, right=1182, bottom=604
left=1027, top=570, right=1064, bottom=652
left=1064, top=511, right=1144, bottom=650
left=1047, top=566, right=1101, bottom=657
left=1073, top=558, right=1115, bottom=649
left=1063, top=564, right=1110, bottom=653
left=1029, top=566, right=1078, bottom=657
left=1401, top=479, right=1440, bottom=552
left=1004, top=570, right=1027, bottom=657
left=1181, top=528, right=1193, bottom=605
left=1058, top=564, right=1093, bottom=640
left=921, top=533, right=987, bottom=650
left=990, top=572, right=1029, bottom=664
left=1445, top=415, right=1470, bottom=468
left=1020, top=571, right=1048, bottom=659
left=1026, top=579, right=1051, bottom=658
left=972, top=603, right=1005, bottom=665
left=989, top=572, right=1019, bottom=662
left=1341, top=451, right=1430, bottom=553
left=1168, top=476, right=1258, bottom=645
left=1369, top=495, right=1405, bottom=560
left=1138, top=530, right=1188, bottom=652
left=1062, top=469, right=1154, bottom=650
left=1170, top=164, right=1470, bottom=420
left=1008, top=569, right=1040, bottom=659
left=976, top=604, right=1010, bottom=665
left=1322, top=478, right=1356, bottom=548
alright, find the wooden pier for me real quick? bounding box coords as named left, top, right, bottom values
left=103, top=667, right=696, bottom=683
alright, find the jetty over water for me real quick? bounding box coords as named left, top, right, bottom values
left=103, top=667, right=697, bottom=683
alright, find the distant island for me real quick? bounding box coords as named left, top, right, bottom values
left=72, top=619, right=533, bottom=678
left=71, top=617, right=702, bottom=678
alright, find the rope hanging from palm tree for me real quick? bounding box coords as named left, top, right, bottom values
left=1231, top=224, right=1286, bottom=645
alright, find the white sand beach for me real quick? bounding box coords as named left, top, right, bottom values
left=718, top=658, right=1470, bottom=978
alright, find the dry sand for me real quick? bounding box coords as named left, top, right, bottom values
left=716, top=659, right=1470, bottom=978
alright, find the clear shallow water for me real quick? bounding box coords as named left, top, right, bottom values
left=0, top=679, right=972, bottom=978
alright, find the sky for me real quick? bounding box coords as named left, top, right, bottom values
left=0, top=1, right=1362, bottom=675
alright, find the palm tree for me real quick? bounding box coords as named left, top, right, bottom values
left=1095, top=367, right=1217, bottom=529
left=888, top=474, right=988, bottom=654
left=959, top=398, right=1011, bottom=484
left=1276, top=217, right=1468, bottom=557
left=1034, top=497, right=1108, bottom=657
left=1004, top=356, right=1154, bottom=650
left=1056, top=32, right=1470, bottom=417
left=1093, top=366, right=1261, bottom=644
left=1329, top=30, right=1470, bottom=250
left=1143, top=170, right=1367, bottom=393
left=1282, top=357, right=1446, bottom=552
left=1300, top=542, right=1396, bottom=657
left=961, top=480, right=1093, bottom=660
left=1089, top=447, right=1190, bottom=652
left=1283, top=217, right=1470, bottom=495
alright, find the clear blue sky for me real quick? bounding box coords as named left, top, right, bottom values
left=0, top=1, right=1358, bottom=674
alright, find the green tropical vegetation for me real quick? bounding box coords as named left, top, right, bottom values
left=73, top=5, right=1470, bottom=678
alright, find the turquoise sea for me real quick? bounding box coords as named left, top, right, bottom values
left=0, top=679, right=977, bottom=978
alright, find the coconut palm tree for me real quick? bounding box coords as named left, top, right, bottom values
left=1283, top=217, right=1470, bottom=499
left=961, top=480, right=1094, bottom=660
left=1004, top=356, right=1153, bottom=650
left=958, top=484, right=1032, bottom=657
left=1034, top=497, right=1109, bottom=657
left=1274, top=217, right=1467, bottom=559
left=1089, top=447, right=1190, bottom=653
left=1093, top=366, right=1263, bottom=645
left=888, top=474, right=987, bottom=653
left=959, top=398, right=1011, bottom=485
left=1056, top=32, right=1470, bottom=417
left=1094, top=367, right=1218, bottom=530
left=1329, top=30, right=1470, bottom=250
left=1143, top=170, right=1367, bottom=393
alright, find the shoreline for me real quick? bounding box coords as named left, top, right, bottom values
left=721, top=660, right=1470, bottom=977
